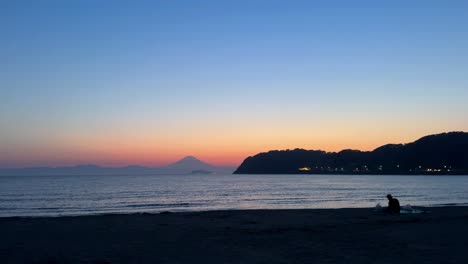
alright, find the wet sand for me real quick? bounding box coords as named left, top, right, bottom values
left=1, top=207, right=468, bottom=263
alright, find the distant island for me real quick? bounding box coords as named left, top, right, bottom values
left=234, top=132, right=468, bottom=175
left=0, top=156, right=235, bottom=176
left=191, top=169, right=214, bottom=174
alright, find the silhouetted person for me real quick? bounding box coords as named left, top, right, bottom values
left=386, top=194, right=400, bottom=214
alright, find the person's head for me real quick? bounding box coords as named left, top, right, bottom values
left=387, top=194, right=392, bottom=200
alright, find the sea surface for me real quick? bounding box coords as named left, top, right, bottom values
left=1, top=174, right=468, bottom=217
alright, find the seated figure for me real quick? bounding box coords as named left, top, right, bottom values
left=386, top=194, right=400, bottom=214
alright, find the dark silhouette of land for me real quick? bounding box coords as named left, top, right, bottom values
left=0, top=156, right=235, bottom=176
left=235, top=132, right=468, bottom=174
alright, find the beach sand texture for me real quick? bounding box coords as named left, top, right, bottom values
left=1, top=207, right=468, bottom=263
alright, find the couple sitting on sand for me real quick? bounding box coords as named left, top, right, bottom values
left=386, top=194, right=400, bottom=214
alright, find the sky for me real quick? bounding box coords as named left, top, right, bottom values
left=1, top=0, right=468, bottom=168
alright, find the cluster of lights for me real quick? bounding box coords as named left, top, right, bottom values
left=297, top=164, right=454, bottom=173
left=298, top=166, right=346, bottom=172
left=413, top=165, right=453, bottom=172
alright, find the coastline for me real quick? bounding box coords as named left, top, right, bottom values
left=2, top=207, right=468, bottom=263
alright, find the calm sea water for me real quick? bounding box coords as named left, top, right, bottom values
left=1, top=174, right=468, bottom=217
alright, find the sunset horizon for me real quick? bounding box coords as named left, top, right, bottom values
left=2, top=130, right=465, bottom=168
left=2, top=2, right=468, bottom=263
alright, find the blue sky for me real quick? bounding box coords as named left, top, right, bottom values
left=1, top=0, right=468, bottom=167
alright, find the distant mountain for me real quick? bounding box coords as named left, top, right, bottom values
left=0, top=165, right=154, bottom=176
left=0, top=156, right=236, bottom=176
left=161, top=156, right=235, bottom=174
left=165, top=156, right=210, bottom=172
left=234, top=132, right=468, bottom=175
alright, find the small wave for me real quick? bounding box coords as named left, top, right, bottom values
left=0, top=197, right=72, bottom=202
left=0, top=206, right=82, bottom=211
left=31, top=207, right=83, bottom=210
left=431, top=203, right=468, bottom=207
left=121, top=202, right=198, bottom=209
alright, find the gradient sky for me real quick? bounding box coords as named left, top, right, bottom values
left=1, top=0, right=468, bottom=168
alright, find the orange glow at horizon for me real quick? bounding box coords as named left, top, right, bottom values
left=2, top=126, right=462, bottom=168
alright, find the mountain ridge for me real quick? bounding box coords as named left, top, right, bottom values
left=0, top=156, right=236, bottom=176
left=234, top=132, right=468, bottom=175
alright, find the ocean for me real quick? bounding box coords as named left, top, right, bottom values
left=1, top=174, right=467, bottom=217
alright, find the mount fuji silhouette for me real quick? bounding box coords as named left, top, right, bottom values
left=164, top=156, right=232, bottom=174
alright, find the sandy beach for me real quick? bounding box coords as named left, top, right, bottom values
left=1, top=207, right=468, bottom=263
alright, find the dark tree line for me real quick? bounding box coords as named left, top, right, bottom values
left=234, top=132, right=468, bottom=175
